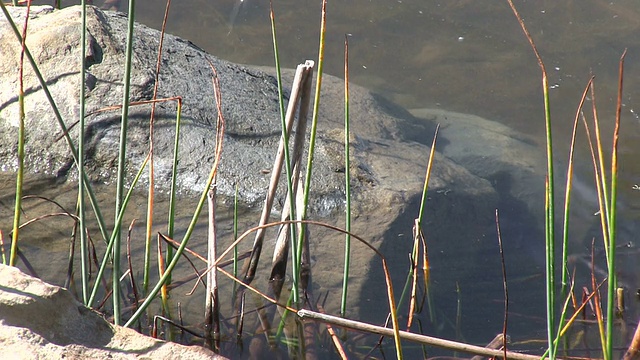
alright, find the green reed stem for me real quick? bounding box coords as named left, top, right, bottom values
left=0, top=2, right=109, bottom=248
left=233, top=183, right=239, bottom=278
left=167, top=99, right=182, bottom=241
left=340, top=35, right=351, bottom=318
left=124, top=151, right=222, bottom=328
left=542, top=65, right=557, bottom=360
left=268, top=0, right=299, bottom=302
left=605, top=49, right=626, bottom=360
left=125, top=64, right=225, bottom=327
left=554, top=78, right=593, bottom=356
left=77, top=0, right=90, bottom=304
left=397, top=125, right=439, bottom=315
left=112, top=0, right=137, bottom=325
left=506, top=2, right=556, bottom=358
left=296, top=0, right=327, bottom=303
left=88, top=155, right=149, bottom=306
left=10, top=19, right=26, bottom=267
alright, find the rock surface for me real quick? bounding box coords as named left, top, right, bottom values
left=0, top=264, right=224, bottom=360
left=0, top=5, right=495, bottom=216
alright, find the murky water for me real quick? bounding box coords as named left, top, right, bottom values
left=5, top=0, right=640, bottom=357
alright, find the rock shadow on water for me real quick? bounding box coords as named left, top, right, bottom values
left=356, top=173, right=549, bottom=355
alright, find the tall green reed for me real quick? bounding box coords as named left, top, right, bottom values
left=340, top=35, right=351, bottom=319
left=296, top=0, right=326, bottom=303
left=10, top=1, right=29, bottom=268
left=506, top=2, right=556, bottom=358
left=112, top=0, right=137, bottom=326
left=268, top=0, right=299, bottom=302
left=78, top=0, right=89, bottom=304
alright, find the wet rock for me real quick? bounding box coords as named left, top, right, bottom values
left=0, top=5, right=496, bottom=217
left=0, top=264, right=224, bottom=360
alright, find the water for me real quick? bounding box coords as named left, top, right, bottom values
left=6, top=0, right=640, bottom=357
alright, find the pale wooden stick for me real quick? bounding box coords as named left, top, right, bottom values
left=243, top=61, right=315, bottom=284
left=297, top=309, right=550, bottom=360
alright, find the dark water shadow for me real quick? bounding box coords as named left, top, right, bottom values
left=357, top=173, right=550, bottom=356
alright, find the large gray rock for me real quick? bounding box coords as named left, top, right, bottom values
left=0, top=5, right=495, bottom=217
left=0, top=264, right=224, bottom=360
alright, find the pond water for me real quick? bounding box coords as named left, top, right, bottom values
left=4, top=0, right=640, bottom=358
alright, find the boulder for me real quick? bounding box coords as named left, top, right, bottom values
left=0, top=5, right=496, bottom=217
left=0, top=264, right=224, bottom=360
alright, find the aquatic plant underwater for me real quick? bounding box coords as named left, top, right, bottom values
left=1, top=0, right=639, bottom=359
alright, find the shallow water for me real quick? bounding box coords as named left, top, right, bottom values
left=7, top=0, right=640, bottom=357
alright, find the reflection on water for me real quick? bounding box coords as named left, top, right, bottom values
left=6, top=0, right=640, bottom=357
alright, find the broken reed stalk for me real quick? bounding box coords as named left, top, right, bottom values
left=243, top=60, right=315, bottom=285
left=270, top=62, right=314, bottom=298
left=623, top=320, right=640, bottom=360
left=205, top=186, right=220, bottom=351
left=297, top=309, right=549, bottom=360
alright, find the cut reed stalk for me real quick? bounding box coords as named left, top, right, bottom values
left=270, top=62, right=314, bottom=296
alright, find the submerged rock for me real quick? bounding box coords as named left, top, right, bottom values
left=0, top=264, right=223, bottom=360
